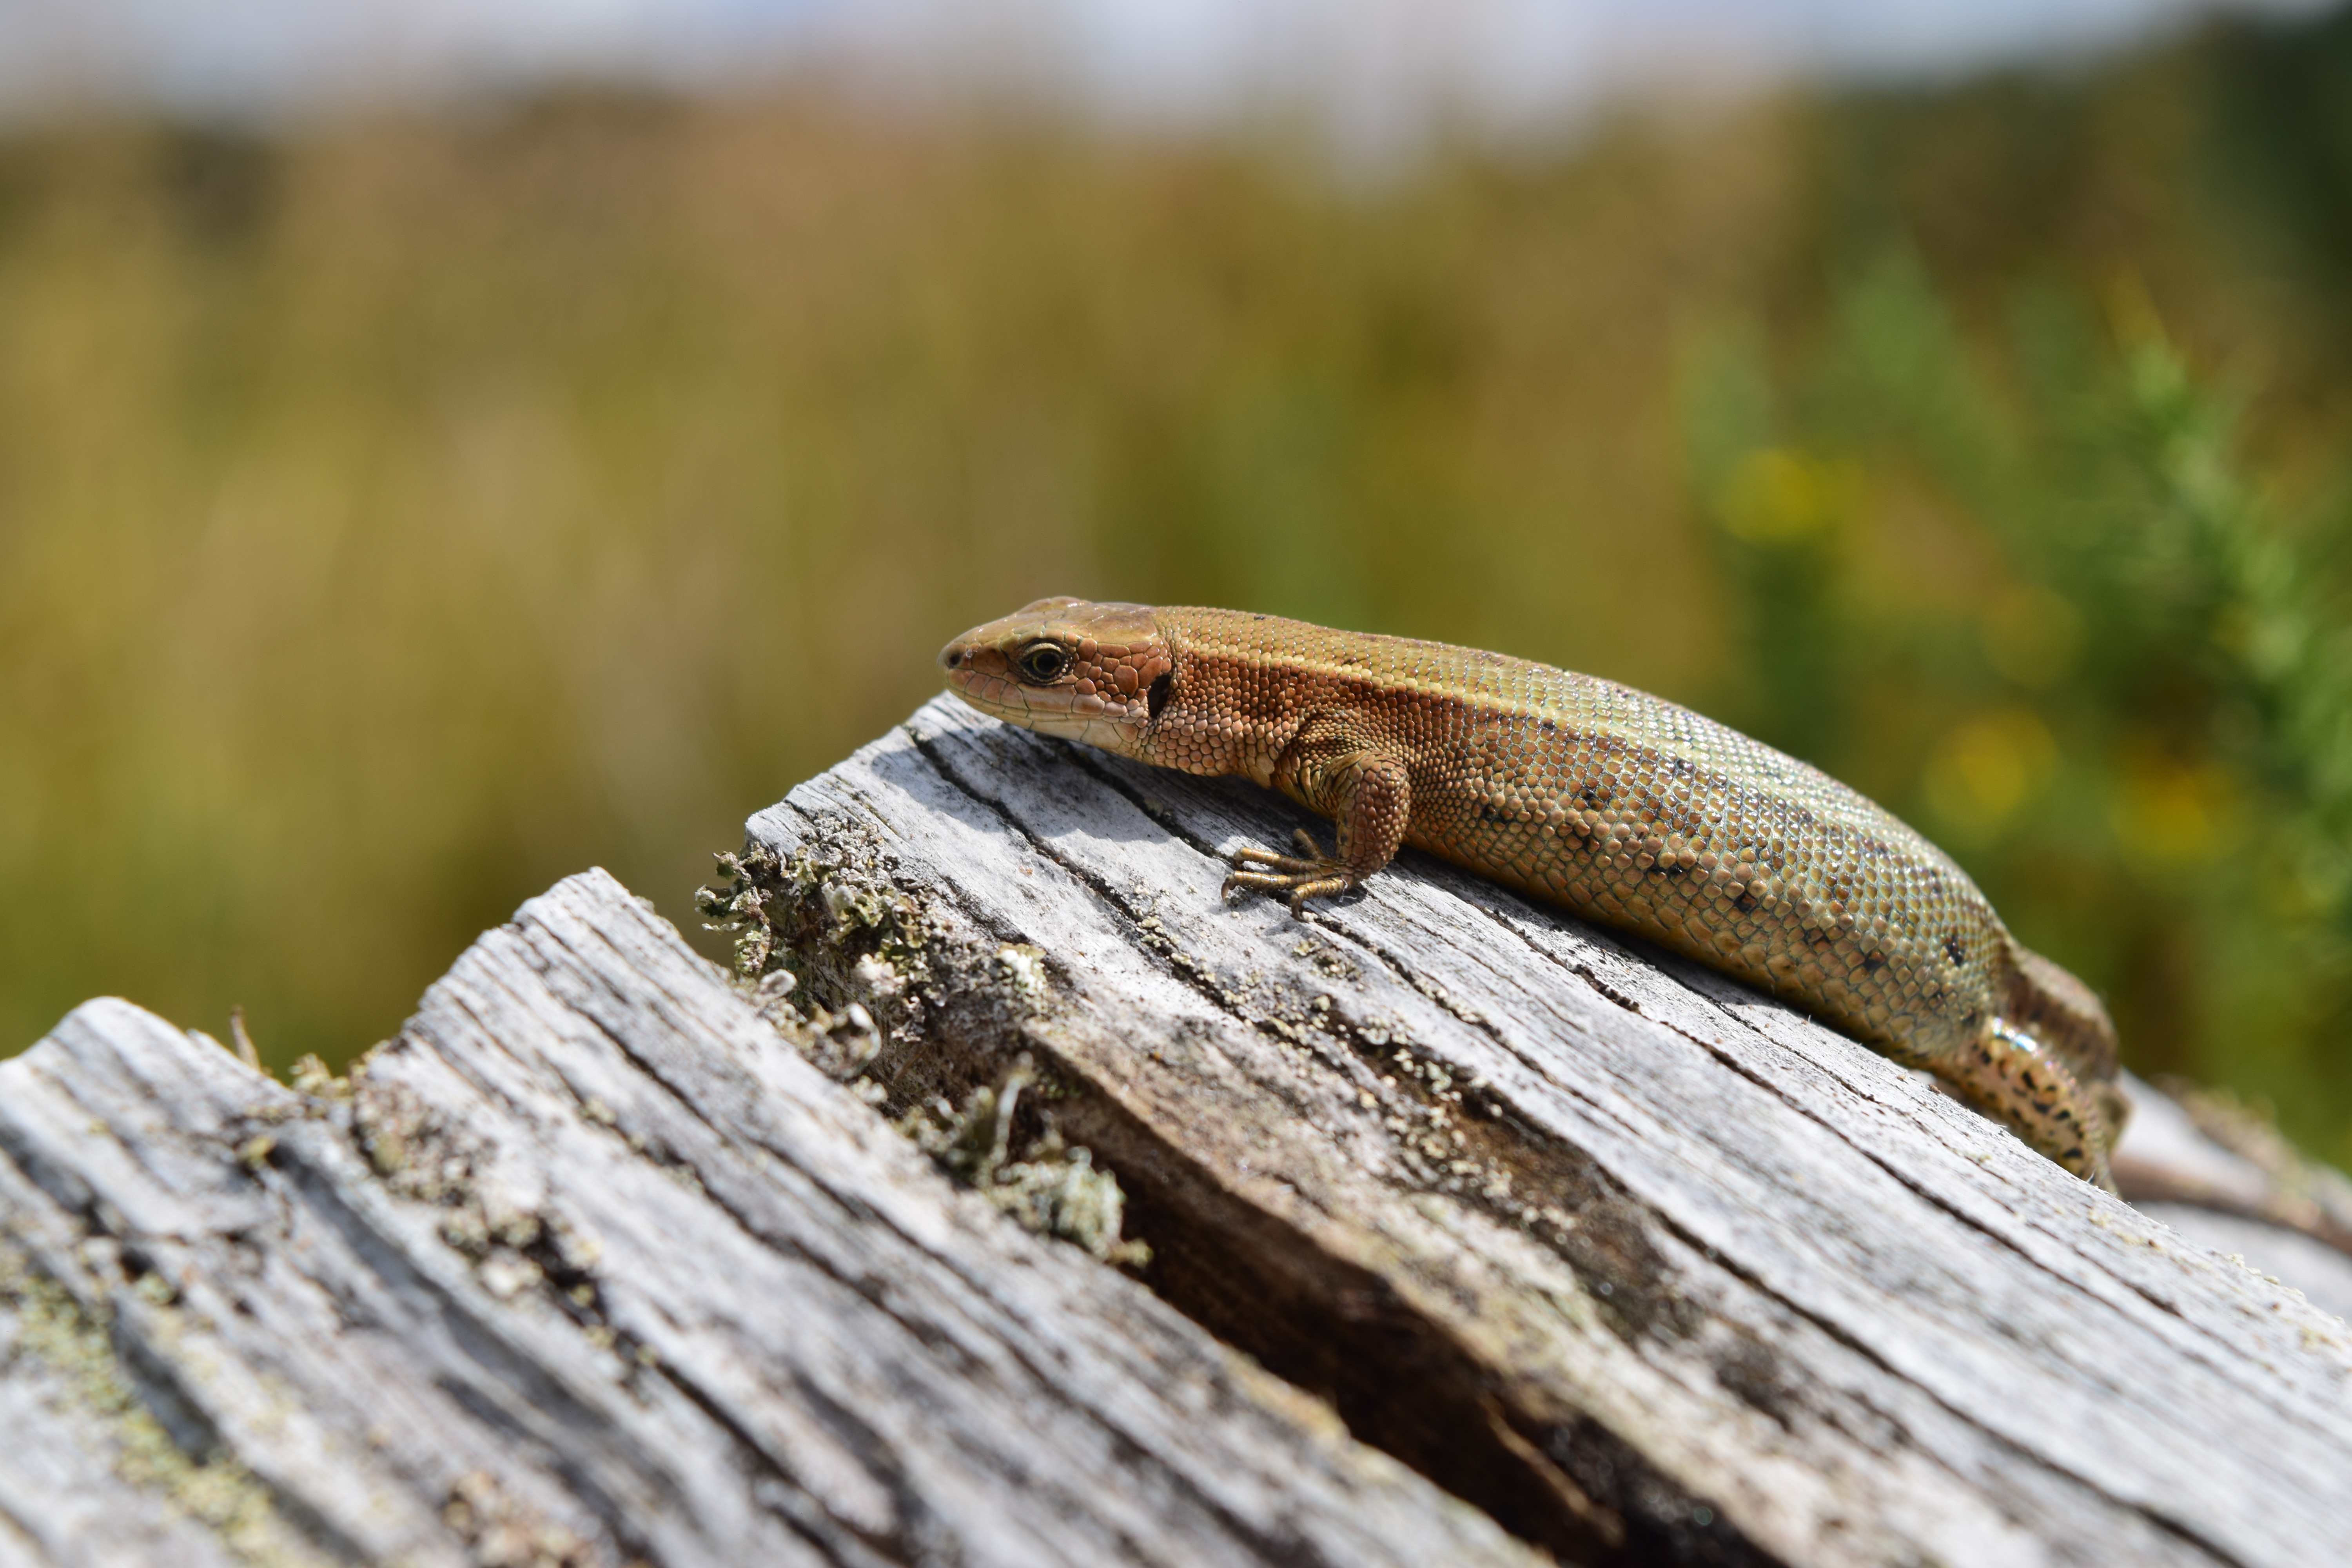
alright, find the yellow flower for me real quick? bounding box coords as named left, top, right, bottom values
left=1717, top=447, right=1852, bottom=544
left=1923, top=707, right=2058, bottom=833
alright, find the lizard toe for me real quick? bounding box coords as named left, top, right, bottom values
left=1223, top=860, right=1356, bottom=912
left=1284, top=877, right=1354, bottom=914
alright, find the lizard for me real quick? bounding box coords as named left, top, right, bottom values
left=938, top=596, right=2129, bottom=1192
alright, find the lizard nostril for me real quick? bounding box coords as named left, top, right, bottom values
left=942, top=647, right=964, bottom=670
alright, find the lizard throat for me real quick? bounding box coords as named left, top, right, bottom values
left=940, top=670, right=1154, bottom=756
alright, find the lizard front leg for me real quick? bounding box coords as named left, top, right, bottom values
left=1223, top=735, right=1411, bottom=915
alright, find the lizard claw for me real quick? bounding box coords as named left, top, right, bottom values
left=1222, top=832, right=1356, bottom=914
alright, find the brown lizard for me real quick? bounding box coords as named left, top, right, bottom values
left=939, top=597, right=2128, bottom=1191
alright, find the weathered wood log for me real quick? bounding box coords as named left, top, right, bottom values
left=4, top=694, right=2350, bottom=1568
left=0, top=873, right=1535, bottom=1568
left=734, top=696, right=2352, bottom=1567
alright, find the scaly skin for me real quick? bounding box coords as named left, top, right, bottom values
left=940, top=597, right=2129, bottom=1191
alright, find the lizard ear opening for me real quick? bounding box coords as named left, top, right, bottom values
left=1147, top=670, right=1173, bottom=720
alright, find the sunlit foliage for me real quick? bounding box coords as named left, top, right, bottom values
left=1685, top=252, right=2352, bottom=1160
left=1, top=11, right=2348, bottom=1163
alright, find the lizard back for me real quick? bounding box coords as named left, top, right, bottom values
left=1146, top=608, right=2114, bottom=1094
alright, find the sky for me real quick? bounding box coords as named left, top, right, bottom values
left=0, top=0, right=2337, bottom=142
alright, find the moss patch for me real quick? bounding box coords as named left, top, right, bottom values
left=702, top=838, right=1152, bottom=1269
left=897, top=1054, right=1151, bottom=1268
left=0, top=1243, right=321, bottom=1566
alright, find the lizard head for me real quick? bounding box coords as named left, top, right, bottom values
left=939, top=597, right=1171, bottom=756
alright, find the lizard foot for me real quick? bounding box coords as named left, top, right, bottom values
left=1222, top=830, right=1356, bottom=915
left=1945, top=1018, right=2121, bottom=1194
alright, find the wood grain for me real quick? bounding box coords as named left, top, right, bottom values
left=6, top=694, right=2349, bottom=1567
left=742, top=695, right=2352, bottom=1568
left=0, top=870, right=1535, bottom=1568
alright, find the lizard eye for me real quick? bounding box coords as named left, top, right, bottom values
left=1015, top=641, right=1072, bottom=684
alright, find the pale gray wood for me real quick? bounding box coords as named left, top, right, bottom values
left=0, top=872, right=1537, bottom=1568
left=2108, top=1072, right=2352, bottom=1319
left=2134, top=1203, right=2352, bottom=1322
left=11, top=697, right=2350, bottom=1568
left=746, top=695, right=2352, bottom=1568
left=0, top=1279, right=247, bottom=1568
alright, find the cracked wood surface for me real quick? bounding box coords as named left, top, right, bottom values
left=0, top=870, right=1535, bottom=1568
left=743, top=695, right=2352, bottom=1568
left=7, top=699, right=2351, bottom=1568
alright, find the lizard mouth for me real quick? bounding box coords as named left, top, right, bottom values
left=938, top=597, right=1167, bottom=756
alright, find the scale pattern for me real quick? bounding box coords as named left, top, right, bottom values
left=940, top=599, right=2125, bottom=1189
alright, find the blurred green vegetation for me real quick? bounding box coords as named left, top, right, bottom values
left=2, top=12, right=2350, bottom=1162
left=1686, top=256, right=2352, bottom=1161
